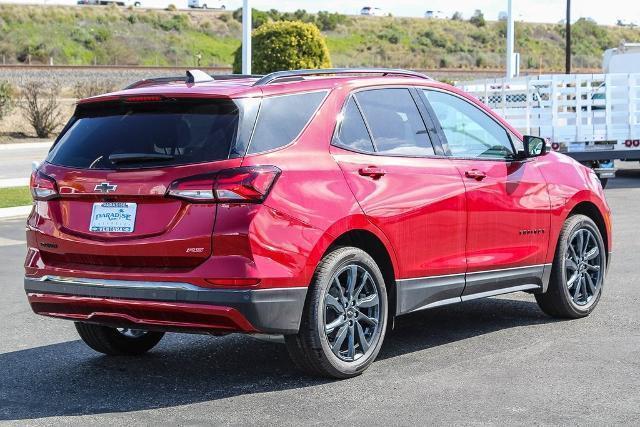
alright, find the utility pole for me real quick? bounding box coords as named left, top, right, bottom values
left=506, top=0, right=514, bottom=79
left=565, top=0, right=571, bottom=74
left=242, top=0, right=252, bottom=75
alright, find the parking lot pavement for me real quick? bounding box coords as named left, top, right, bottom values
left=1, top=173, right=640, bottom=425
left=0, top=142, right=52, bottom=188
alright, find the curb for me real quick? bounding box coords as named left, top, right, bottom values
left=0, top=205, right=32, bottom=219
left=0, top=178, right=29, bottom=188
left=0, top=141, right=53, bottom=150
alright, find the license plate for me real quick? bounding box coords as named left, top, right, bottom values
left=89, top=202, right=137, bottom=233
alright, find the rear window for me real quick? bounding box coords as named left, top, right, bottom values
left=47, top=100, right=239, bottom=169
left=247, top=91, right=327, bottom=154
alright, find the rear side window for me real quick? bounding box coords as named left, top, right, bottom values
left=247, top=91, right=327, bottom=154
left=355, top=88, right=435, bottom=156
left=48, top=100, right=239, bottom=169
left=335, top=97, right=375, bottom=153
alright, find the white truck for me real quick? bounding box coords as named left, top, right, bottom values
left=604, top=43, right=640, bottom=74
left=457, top=71, right=640, bottom=187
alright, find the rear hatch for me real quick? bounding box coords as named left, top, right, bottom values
left=33, top=97, right=244, bottom=271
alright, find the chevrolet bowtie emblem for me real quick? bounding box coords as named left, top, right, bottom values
left=94, top=182, right=117, bottom=193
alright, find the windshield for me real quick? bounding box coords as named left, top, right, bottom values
left=47, top=99, right=240, bottom=169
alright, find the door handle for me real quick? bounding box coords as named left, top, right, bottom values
left=359, top=166, right=386, bottom=179
left=465, top=169, right=487, bottom=181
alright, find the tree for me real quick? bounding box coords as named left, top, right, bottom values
left=233, top=21, right=331, bottom=74
left=0, top=81, right=15, bottom=122
left=20, top=81, right=63, bottom=138
left=451, top=11, right=463, bottom=21
left=469, top=9, right=486, bottom=27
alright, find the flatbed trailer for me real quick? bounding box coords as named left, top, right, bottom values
left=457, top=73, right=640, bottom=186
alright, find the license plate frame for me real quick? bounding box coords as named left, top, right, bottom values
left=89, top=202, right=137, bottom=233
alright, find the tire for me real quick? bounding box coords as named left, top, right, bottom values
left=536, top=214, right=606, bottom=319
left=75, top=322, right=164, bottom=356
left=285, top=247, right=388, bottom=378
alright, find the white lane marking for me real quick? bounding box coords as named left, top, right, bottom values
left=0, top=237, right=25, bottom=247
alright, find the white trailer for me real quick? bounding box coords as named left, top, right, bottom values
left=457, top=73, right=640, bottom=186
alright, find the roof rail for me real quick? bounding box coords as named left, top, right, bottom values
left=124, top=70, right=263, bottom=90
left=213, top=74, right=264, bottom=80
left=253, top=68, right=432, bottom=86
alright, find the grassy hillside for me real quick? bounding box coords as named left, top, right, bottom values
left=0, top=5, right=639, bottom=71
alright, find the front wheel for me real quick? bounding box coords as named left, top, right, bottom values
left=536, top=214, right=606, bottom=318
left=75, top=323, right=164, bottom=355
left=285, top=247, right=388, bottom=378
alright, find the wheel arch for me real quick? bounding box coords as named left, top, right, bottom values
left=323, top=229, right=398, bottom=322
left=567, top=201, right=610, bottom=261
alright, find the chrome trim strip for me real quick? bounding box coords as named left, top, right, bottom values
left=465, top=263, right=550, bottom=276
left=461, top=284, right=541, bottom=302
left=411, top=297, right=462, bottom=312
left=36, top=275, right=307, bottom=293
left=38, top=275, right=201, bottom=291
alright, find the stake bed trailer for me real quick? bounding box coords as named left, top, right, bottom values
left=457, top=73, right=640, bottom=185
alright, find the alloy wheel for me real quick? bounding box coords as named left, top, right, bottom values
left=565, top=228, right=604, bottom=307
left=323, top=264, right=381, bottom=362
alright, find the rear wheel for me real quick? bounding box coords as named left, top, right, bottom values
left=285, top=247, right=388, bottom=378
left=536, top=214, right=606, bottom=318
left=75, top=323, right=164, bottom=355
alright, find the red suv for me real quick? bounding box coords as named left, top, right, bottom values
left=25, top=69, right=612, bottom=378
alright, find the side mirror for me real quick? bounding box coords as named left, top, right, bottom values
left=520, top=135, right=547, bottom=158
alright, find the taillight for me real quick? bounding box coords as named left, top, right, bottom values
left=167, top=166, right=281, bottom=203
left=30, top=171, right=58, bottom=201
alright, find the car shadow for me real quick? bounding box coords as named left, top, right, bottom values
left=0, top=297, right=555, bottom=421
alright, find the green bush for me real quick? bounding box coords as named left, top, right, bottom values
left=0, top=81, right=15, bottom=121
left=233, top=21, right=331, bottom=74
left=469, top=10, right=485, bottom=27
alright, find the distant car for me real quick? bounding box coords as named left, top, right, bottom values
left=188, top=0, right=226, bottom=9
left=425, top=10, right=445, bottom=19
left=360, top=6, right=388, bottom=16
left=77, top=0, right=141, bottom=6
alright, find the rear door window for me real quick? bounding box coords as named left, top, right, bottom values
left=48, top=100, right=239, bottom=169
left=334, top=97, right=376, bottom=153
left=354, top=88, right=435, bottom=156
left=247, top=91, right=327, bottom=154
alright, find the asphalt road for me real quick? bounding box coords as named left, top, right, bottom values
left=1, top=171, right=639, bottom=425
left=0, top=143, right=52, bottom=188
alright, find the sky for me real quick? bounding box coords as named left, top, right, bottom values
left=1, top=0, right=638, bottom=25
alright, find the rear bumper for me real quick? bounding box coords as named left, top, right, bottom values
left=24, top=276, right=307, bottom=335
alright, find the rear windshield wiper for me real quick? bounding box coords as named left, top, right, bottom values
left=108, top=153, right=175, bottom=164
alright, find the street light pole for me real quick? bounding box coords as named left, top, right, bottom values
left=565, top=0, right=571, bottom=74
left=242, top=0, right=252, bottom=75
left=506, top=0, right=514, bottom=79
